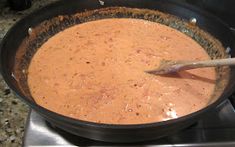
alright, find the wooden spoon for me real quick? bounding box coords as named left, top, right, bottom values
left=146, top=58, right=235, bottom=75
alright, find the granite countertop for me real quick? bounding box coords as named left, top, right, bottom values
left=0, top=0, right=58, bottom=146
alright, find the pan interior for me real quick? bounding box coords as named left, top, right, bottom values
left=14, top=7, right=229, bottom=116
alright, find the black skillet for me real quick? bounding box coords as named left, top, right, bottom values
left=1, top=0, right=235, bottom=143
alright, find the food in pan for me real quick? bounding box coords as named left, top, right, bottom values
left=27, top=18, right=216, bottom=124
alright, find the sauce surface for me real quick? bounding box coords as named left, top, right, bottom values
left=28, top=18, right=216, bottom=124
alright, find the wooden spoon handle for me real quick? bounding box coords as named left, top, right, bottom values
left=146, top=58, right=235, bottom=75
left=180, top=58, right=235, bottom=70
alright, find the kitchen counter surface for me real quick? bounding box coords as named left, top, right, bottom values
left=0, top=0, right=58, bottom=146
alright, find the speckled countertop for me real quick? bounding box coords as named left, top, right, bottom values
left=0, top=0, right=58, bottom=146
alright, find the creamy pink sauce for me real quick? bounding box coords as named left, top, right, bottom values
left=28, top=18, right=216, bottom=124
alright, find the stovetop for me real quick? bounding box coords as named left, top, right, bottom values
left=23, top=98, right=235, bottom=146
left=20, top=2, right=235, bottom=146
